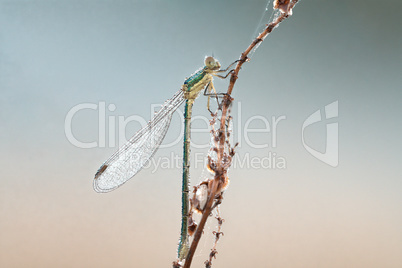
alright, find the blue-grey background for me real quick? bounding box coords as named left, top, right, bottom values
left=1, top=0, right=401, bottom=267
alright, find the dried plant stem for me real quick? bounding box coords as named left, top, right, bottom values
left=182, top=1, right=299, bottom=267
left=183, top=179, right=221, bottom=268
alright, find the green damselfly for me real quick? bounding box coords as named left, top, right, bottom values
left=93, top=56, right=236, bottom=258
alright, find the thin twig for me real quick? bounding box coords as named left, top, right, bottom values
left=204, top=210, right=224, bottom=267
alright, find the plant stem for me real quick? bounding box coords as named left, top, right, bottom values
left=181, top=1, right=300, bottom=266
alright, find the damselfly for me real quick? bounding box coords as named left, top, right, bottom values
left=93, top=56, right=236, bottom=258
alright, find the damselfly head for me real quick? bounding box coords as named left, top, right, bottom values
left=205, top=56, right=221, bottom=70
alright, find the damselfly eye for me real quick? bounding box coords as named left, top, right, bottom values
left=205, top=56, right=216, bottom=67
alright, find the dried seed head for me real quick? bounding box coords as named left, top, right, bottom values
left=273, top=0, right=293, bottom=15
left=209, top=248, right=218, bottom=259
left=212, top=231, right=224, bottom=239
left=216, top=216, right=224, bottom=225
left=190, top=182, right=209, bottom=214
left=188, top=217, right=198, bottom=236
left=172, top=260, right=182, bottom=268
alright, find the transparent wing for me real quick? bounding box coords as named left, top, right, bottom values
left=94, top=90, right=185, bottom=193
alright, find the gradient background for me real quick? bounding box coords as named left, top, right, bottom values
left=1, top=0, right=401, bottom=267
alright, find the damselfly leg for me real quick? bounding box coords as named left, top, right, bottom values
left=204, top=73, right=234, bottom=114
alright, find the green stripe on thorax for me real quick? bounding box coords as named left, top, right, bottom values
left=182, top=66, right=213, bottom=101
